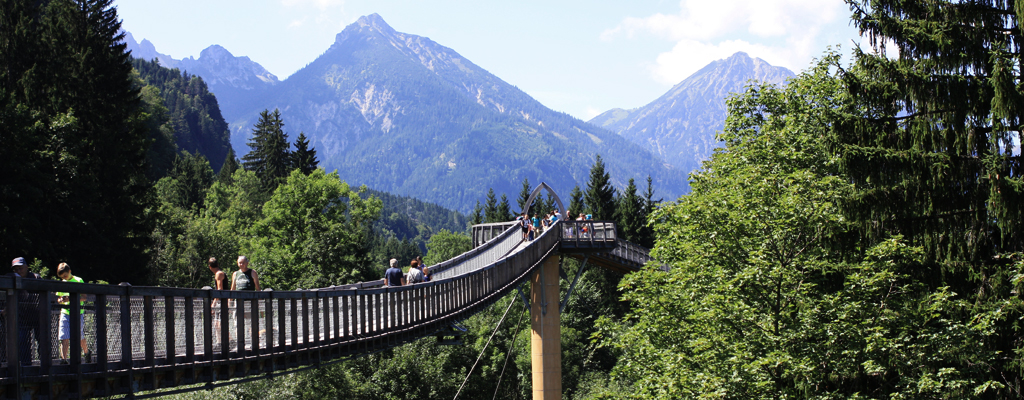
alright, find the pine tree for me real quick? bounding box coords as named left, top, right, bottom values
left=616, top=178, right=644, bottom=243
left=484, top=188, right=499, bottom=223
left=568, top=185, right=585, bottom=219
left=471, top=201, right=483, bottom=225
left=498, top=194, right=513, bottom=222
left=291, top=132, right=319, bottom=175
left=843, top=0, right=1022, bottom=262
left=585, top=155, right=616, bottom=220
left=217, top=148, right=239, bottom=185
left=0, top=0, right=154, bottom=283
left=516, top=177, right=532, bottom=214
left=242, top=109, right=291, bottom=191
left=638, top=175, right=658, bottom=248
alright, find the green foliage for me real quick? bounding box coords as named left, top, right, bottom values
left=242, top=109, right=291, bottom=192
left=132, top=57, right=232, bottom=172
left=423, top=230, right=471, bottom=266
left=614, top=178, right=643, bottom=244
left=245, top=169, right=382, bottom=289
left=470, top=201, right=483, bottom=225
left=0, top=0, right=152, bottom=284
left=290, top=132, right=318, bottom=175
left=497, top=194, right=512, bottom=222
left=484, top=188, right=499, bottom=222
left=155, top=152, right=214, bottom=211
left=602, top=49, right=1024, bottom=398
left=136, top=82, right=177, bottom=179
left=217, top=148, right=239, bottom=185
left=585, top=155, right=616, bottom=220
left=568, top=185, right=585, bottom=219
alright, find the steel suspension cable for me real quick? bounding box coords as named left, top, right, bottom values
left=492, top=302, right=527, bottom=400
left=453, top=295, right=519, bottom=400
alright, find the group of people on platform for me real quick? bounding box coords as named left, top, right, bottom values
left=6, top=257, right=91, bottom=365
left=384, top=256, right=431, bottom=287
left=518, top=210, right=564, bottom=241
left=3, top=255, right=264, bottom=366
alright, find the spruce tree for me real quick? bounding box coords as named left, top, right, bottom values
left=471, top=201, right=483, bottom=226
left=498, top=194, right=513, bottom=222
left=291, top=132, right=319, bottom=175
left=843, top=0, right=1022, bottom=262
left=615, top=178, right=644, bottom=243
left=584, top=155, right=616, bottom=220
left=568, top=185, right=585, bottom=219
left=242, top=109, right=290, bottom=191
left=0, top=0, right=153, bottom=283
left=516, top=177, right=532, bottom=214
left=638, top=175, right=658, bottom=248
left=217, top=148, right=239, bottom=185
left=484, top=188, right=499, bottom=223
left=837, top=1, right=1024, bottom=393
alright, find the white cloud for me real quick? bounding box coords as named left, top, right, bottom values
left=605, top=0, right=855, bottom=84
left=586, top=107, right=603, bottom=119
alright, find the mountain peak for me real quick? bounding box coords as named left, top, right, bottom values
left=335, top=13, right=397, bottom=43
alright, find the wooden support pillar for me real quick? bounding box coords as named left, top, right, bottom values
left=531, top=255, right=561, bottom=400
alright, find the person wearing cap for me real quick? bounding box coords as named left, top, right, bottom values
left=56, top=262, right=89, bottom=363
left=10, top=257, right=40, bottom=365
left=384, top=258, right=403, bottom=287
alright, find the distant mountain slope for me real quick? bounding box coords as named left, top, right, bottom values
left=224, top=14, right=686, bottom=212
left=123, top=31, right=278, bottom=121
left=132, top=58, right=232, bottom=172
left=590, top=52, right=794, bottom=174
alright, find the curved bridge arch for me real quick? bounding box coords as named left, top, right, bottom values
left=522, top=182, right=566, bottom=219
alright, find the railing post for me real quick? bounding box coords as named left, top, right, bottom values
left=143, top=295, right=155, bottom=390
left=118, top=283, right=133, bottom=395
left=96, top=293, right=108, bottom=373
left=202, top=288, right=213, bottom=384
left=6, top=281, right=22, bottom=399
left=164, top=295, right=176, bottom=369
left=250, top=297, right=260, bottom=357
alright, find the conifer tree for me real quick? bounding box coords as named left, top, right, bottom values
left=0, top=0, right=152, bottom=283
left=242, top=109, right=290, bottom=191
left=615, top=178, right=644, bottom=243
left=217, top=148, right=239, bottom=185
left=471, top=201, right=483, bottom=226
left=843, top=0, right=1022, bottom=262
left=585, top=155, right=616, bottom=220
left=638, top=175, right=658, bottom=248
left=568, top=185, right=584, bottom=219
left=516, top=177, right=532, bottom=214
left=291, top=132, right=319, bottom=175
left=484, top=188, right=499, bottom=223
left=498, top=194, right=513, bottom=222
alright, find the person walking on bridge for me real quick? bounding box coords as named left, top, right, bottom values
left=231, top=256, right=261, bottom=292
left=56, top=263, right=89, bottom=363
left=384, top=258, right=403, bottom=287
left=208, top=257, right=227, bottom=344
left=407, top=260, right=425, bottom=284
left=9, top=257, right=41, bottom=366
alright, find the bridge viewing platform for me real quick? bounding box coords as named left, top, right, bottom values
left=0, top=187, right=655, bottom=400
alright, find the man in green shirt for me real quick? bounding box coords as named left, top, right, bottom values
left=56, top=263, right=89, bottom=363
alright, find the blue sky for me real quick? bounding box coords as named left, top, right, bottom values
left=115, top=0, right=862, bottom=120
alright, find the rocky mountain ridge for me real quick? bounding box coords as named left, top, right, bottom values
left=590, top=52, right=795, bottom=174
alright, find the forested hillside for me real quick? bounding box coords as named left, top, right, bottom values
left=132, top=58, right=233, bottom=172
